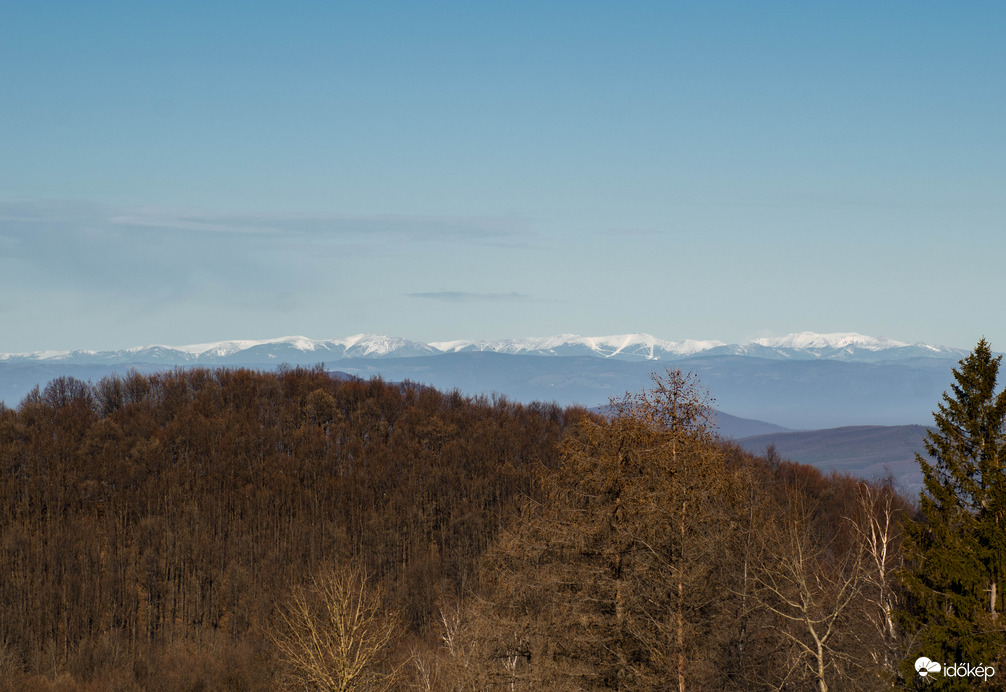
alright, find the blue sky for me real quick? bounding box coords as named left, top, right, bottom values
left=2, top=2, right=1004, bottom=352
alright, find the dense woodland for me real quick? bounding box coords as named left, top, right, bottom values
left=0, top=365, right=938, bottom=690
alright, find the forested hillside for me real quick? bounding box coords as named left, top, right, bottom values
left=0, top=367, right=917, bottom=690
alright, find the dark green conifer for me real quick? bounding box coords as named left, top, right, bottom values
left=901, top=338, right=1006, bottom=683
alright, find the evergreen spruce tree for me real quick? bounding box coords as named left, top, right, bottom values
left=901, top=338, right=1006, bottom=684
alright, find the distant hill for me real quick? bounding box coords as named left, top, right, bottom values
left=712, top=410, right=791, bottom=439
left=736, top=425, right=931, bottom=493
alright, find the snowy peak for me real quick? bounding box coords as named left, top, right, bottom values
left=164, top=335, right=321, bottom=358
left=746, top=332, right=908, bottom=351
left=722, top=332, right=957, bottom=361
left=429, top=333, right=726, bottom=360
left=337, top=334, right=438, bottom=358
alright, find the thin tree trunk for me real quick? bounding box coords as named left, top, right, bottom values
left=677, top=500, right=686, bottom=692
left=816, top=638, right=828, bottom=692
left=991, top=580, right=998, bottom=620
left=613, top=452, right=626, bottom=690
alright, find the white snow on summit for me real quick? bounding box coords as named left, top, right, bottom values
left=339, top=334, right=437, bottom=356
left=578, top=334, right=726, bottom=357
left=150, top=335, right=321, bottom=357
left=0, top=349, right=73, bottom=361
left=745, top=332, right=909, bottom=351
left=429, top=333, right=726, bottom=359
left=138, top=334, right=431, bottom=358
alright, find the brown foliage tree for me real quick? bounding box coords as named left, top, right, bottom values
left=471, top=370, right=745, bottom=690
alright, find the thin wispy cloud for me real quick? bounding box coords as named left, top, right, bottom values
left=108, top=207, right=531, bottom=245
left=1, top=200, right=533, bottom=245
left=407, top=291, right=532, bottom=303
left=0, top=199, right=538, bottom=295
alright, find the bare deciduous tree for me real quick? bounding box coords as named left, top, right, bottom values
left=750, top=496, right=869, bottom=692
left=847, top=481, right=906, bottom=678
left=270, top=563, right=403, bottom=692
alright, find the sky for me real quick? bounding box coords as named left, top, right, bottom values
left=2, top=2, right=1004, bottom=353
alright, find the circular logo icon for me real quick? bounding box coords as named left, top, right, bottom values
left=915, top=657, right=941, bottom=677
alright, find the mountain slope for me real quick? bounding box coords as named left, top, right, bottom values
left=736, top=424, right=930, bottom=492
left=713, top=410, right=792, bottom=439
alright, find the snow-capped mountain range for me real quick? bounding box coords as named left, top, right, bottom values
left=0, top=331, right=965, bottom=366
